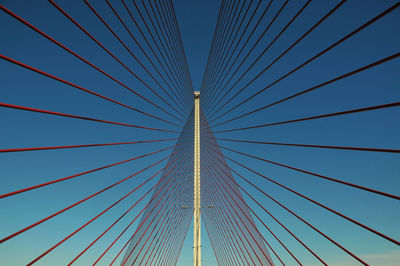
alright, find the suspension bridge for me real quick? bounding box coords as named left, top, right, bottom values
left=1, top=0, right=399, bottom=265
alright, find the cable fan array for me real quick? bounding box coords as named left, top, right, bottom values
left=1, top=0, right=399, bottom=265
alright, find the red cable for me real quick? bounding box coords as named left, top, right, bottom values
left=128, top=172, right=189, bottom=265
left=215, top=153, right=368, bottom=265
left=203, top=117, right=371, bottom=264
left=202, top=0, right=246, bottom=96
left=200, top=204, right=232, bottom=265
left=125, top=179, right=188, bottom=266
left=70, top=180, right=156, bottom=265
left=214, top=136, right=400, bottom=154
left=0, top=148, right=180, bottom=245
left=0, top=138, right=175, bottom=153
left=116, top=160, right=189, bottom=265
left=204, top=161, right=277, bottom=265
left=130, top=170, right=190, bottom=265
left=167, top=0, right=195, bottom=94
left=120, top=0, right=190, bottom=113
left=0, top=53, right=181, bottom=127
left=163, top=0, right=195, bottom=96
left=157, top=0, right=193, bottom=96
left=209, top=162, right=299, bottom=265
left=204, top=151, right=301, bottom=265
left=208, top=0, right=310, bottom=115
left=140, top=194, right=186, bottom=265
left=202, top=157, right=257, bottom=266
left=201, top=211, right=223, bottom=266
left=206, top=209, right=240, bottom=265
left=200, top=184, right=246, bottom=265
left=67, top=148, right=190, bottom=264
left=212, top=52, right=400, bottom=128
left=93, top=125, right=193, bottom=264
left=203, top=142, right=327, bottom=265
left=207, top=161, right=285, bottom=265
left=213, top=101, right=400, bottom=133
left=131, top=0, right=191, bottom=108
left=199, top=0, right=228, bottom=99
left=209, top=149, right=326, bottom=264
left=145, top=163, right=193, bottom=265
left=95, top=151, right=191, bottom=265
left=112, top=0, right=191, bottom=111
left=208, top=2, right=400, bottom=122
left=200, top=165, right=247, bottom=266
left=204, top=0, right=276, bottom=114
left=170, top=211, right=193, bottom=265
left=211, top=144, right=400, bottom=247
left=103, top=164, right=191, bottom=264
left=0, top=5, right=183, bottom=126
left=104, top=0, right=187, bottom=119
left=204, top=153, right=277, bottom=265
left=202, top=0, right=262, bottom=107
left=148, top=210, right=185, bottom=265
left=82, top=0, right=186, bottom=123
left=148, top=0, right=192, bottom=103
left=47, top=0, right=184, bottom=123
left=203, top=167, right=258, bottom=265
left=133, top=162, right=192, bottom=265
left=0, top=102, right=178, bottom=132
left=149, top=207, right=190, bottom=266
left=30, top=154, right=181, bottom=266
left=207, top=0, right=294, bottom=115
left=0, top=144, right=182, bottom=199
left=219, top=144, right=400, bottom=200
left=201, top=0, right=238, bottom=102
left=160, top=207, right=193, bottom=266
left=203, top=0, right=256, bottom=105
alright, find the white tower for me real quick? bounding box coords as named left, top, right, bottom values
left=193, top=91, right=201, bottom=266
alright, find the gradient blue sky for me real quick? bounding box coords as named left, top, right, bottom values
left=1, top=0, right=399, bottom=265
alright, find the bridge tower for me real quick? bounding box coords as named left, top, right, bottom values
left=193, top=91, right=201, bottom=266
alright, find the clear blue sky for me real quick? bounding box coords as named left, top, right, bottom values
left=1, top=0, right=399, bottom=265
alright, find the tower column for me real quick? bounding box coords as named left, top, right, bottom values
left=193, top=91, right=201, bottom=266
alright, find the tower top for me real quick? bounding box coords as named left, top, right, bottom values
left=194, top=91, right=200, bottom=99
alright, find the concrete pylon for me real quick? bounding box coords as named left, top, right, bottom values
left=193, top=91, right=201, bottom=266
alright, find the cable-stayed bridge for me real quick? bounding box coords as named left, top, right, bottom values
left=1, top=0, right=399, bottom=265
